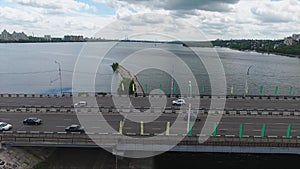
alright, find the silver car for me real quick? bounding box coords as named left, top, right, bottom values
left=0, top=122, right=12, bottom=131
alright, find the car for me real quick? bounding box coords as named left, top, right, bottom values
left=172, top=98, right=186, bottom=105
left=0, top=122, right=12, bottom=131
left=74, top=101, right=87, bottom=107
left=65, top=124, right=85, bottom=133
left=23, top=117, right=42, bottom=125
left=0, top=159, right=5, bottom=166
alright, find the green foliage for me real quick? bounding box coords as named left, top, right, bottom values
left=111, top=62, right=119, bottom=72
left=212, top=39, right=300, bottom=57
left=118, top=78, right=136, bottom=95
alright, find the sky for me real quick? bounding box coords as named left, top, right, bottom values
left=0, top=0, right=299, bottom=40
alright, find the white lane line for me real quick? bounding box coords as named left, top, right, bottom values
left=56, top=126, right=66, bottom=128
left=123, top=127, right=132, bottom=130
left=152, top=128, right=161, bottom=130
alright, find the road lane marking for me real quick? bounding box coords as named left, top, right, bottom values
left=56, top=126, right=66, bottom=128
left=153, top=128, right=161, bottom=130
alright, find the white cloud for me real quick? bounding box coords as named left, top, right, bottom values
left=1, top=0, right=300, bottom=40
left=5, top=0, right=96, bottom=13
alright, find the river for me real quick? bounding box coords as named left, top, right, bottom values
left=1, top=42, right=299, bottom=96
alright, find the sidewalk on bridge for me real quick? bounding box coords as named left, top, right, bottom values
left=0, top=147, right=53, bottom=169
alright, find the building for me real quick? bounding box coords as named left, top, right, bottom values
left=44, top=35, right=51, bottom=41
left=0, top=29, right=28, bottom=41
left=64, top=35, right=84, bottom=41
left=292, top=34, right=300, bottom=42
left=284, top=37, right=297, bottom=46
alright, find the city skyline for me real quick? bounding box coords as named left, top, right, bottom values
left=0, top=0, right=300, bottom=40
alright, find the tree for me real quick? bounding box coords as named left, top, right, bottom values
left=111, top=62, right=119, bottom=72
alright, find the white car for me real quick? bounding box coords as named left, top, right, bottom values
left=0, top=122, right=12, bottom=131
left=74, top=101, right=87, bottom=107
left=172, top=98, right=186, bottom=105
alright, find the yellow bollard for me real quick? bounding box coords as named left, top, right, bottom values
left=140, top=121, right=144, bottom=135
left=121, top=82, right=124, bottom=91
left=119, top=121, right=123, bottom=134
left=132, top=83, right=136, bottom=92
left=245, top=86, right=249, bottom=94
left=166, top=122, right=170, bottom=136
left=230, top=86, right=234, bottom=94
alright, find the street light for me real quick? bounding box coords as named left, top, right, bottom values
left=244, top=65, right=253, bottom=97
left=55, top=60, right=63, bottom=95
left=187, top=81, right=192, bottom=134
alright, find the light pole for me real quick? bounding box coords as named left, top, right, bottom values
left=55, top=60, right=63, bottom=95
left=170, top=64, right=174, bottom=97
left=187, top=81, right=191, bottom=134
left=244, top=65, right=253, bottom=97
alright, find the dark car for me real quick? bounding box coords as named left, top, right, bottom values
left=65, top=124, right=85, bottom=133
left=23, top=117, right=42, bottom=125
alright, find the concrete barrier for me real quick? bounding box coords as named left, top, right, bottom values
left=101, top=108, right=109, bottom=113
left=39, top=108, right=47, bottom=113
left=228, top=111, right=236, bottom=115
left=283, top=112, right=291, bottom=116
left=262, top=111, right=269, bottom=115
left=59, top=108, right=68, bottom=113
left=240, top=111, right=247, bottom=115
left=294, top=112, right=300, bottom=116
left=33, top=94, right=40, bottom=98
left=165, top=110, right=172, bottom=114
left=30, top=108, right=37, bottom=113
left=250, top=111, right=258, bottom=115
left=271, top=111, right=280, bottom=115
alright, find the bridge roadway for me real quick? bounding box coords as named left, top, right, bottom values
left=0, top=95, right=299, bottom=111
left=1, top=112, right=300, bottom=137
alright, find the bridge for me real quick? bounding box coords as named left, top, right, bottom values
left=1, top=93, right=300, bottom=155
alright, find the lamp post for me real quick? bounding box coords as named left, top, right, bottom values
left=55, top=60, right=63, bottom=95
left=170, top=64, right=174, bottom=97
left=187, top=81, right=191, bottom=134
left=244, top=65, right=253, bottom=97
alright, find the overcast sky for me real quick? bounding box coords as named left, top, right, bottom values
left=0, top=0, right=299, bottom=40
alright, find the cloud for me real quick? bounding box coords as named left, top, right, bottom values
left=113, top=0, right=240, bottom=12
left=250, top=0, right=300, bottom=23
left=157, top=0, right=240, bottom=12
left=5, top=0, right=96, bottom=14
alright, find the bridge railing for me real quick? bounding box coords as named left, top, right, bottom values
left=1, top=132, right=300, bottom=148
